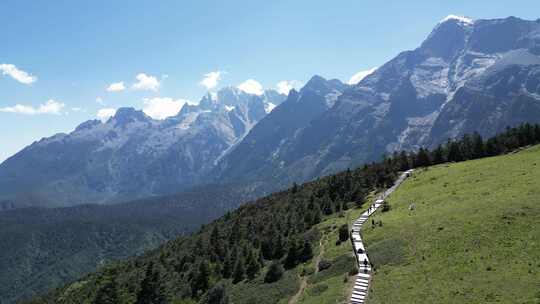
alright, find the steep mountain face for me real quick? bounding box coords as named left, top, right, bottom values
left=216, top=16, right=540, bottom=187
left=0, top=88, right=285, bottom=208
left=216, top=76, right=349, bottom=187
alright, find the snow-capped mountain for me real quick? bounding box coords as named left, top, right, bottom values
left=215, top=16, right=540, bottom=188
left=0, top=88, right=285, bottom=208
left=215, top=75, right=349, bottom=186
left=2, top=16, right=539, bottom=209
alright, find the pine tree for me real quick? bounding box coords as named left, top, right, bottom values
left=447, top=140, right=463, bottom=162
left=414, top=148, right=431, bottom=167
left=191, top=261, right=210, bottom=297
left=472, top=132, right=485, bottom=159
left=137, top=262, right=163, bottom=304
left=460, top=134, right=474, bottom=160
left=312, top=208, right=322, bottom=224
left=232, top=257, right=245, bottom=284
left=200, top=282, right=229, bottom=304
left=398, top=150, right=410, bottom=171
left=338, top=224, right=349, bottom=242
left=94, top=274, right=118, bottom=304
left=534, top=124, right=540, bottom=142
left=222, top=251, right=233, bottom=278
left=264, top=262, right=284, bottom=283
left=245, top=249, right=260, bottom=280
left=291, top=182, right=298, bottom=194
left=284, top=237, right=300, bottom=269
left=432, top=145, right=445, bottom=164
left=321, top=194, right=333, bottom=215
left=299, top=241, right=313, bottom=263
left=273, top=235, right=286, bottom=259
left=210, top=225, right=223, bottom=261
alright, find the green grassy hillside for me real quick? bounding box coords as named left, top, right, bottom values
left=364, top=145, right=540, bottom=303
left=24, top=125, right=540, bottom=304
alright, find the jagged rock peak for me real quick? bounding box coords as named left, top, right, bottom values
left=111, top=107, right=151, bottom=126
left=75, top=119, right=101, bottom=132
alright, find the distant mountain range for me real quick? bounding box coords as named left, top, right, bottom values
left=0, top=88, right=285, bottom=208
left=1, top=16, right=540, bottom=209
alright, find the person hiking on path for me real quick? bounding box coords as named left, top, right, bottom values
left=363, top=258, right=369, bottom=273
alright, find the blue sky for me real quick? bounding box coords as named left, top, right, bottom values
left=1, top=0, right=539, bottom=163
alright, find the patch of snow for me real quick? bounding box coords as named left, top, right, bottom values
left=440, top=15, right=474, bottom=25
left=224, top=105, right=236, bottom=112
left=264, top=102, right=277, bottom=113
left=324, top=91, right=343, bottom=107
left=379, top=92, right=390, bottom=101
left=348, top=67, right=378, bottom=85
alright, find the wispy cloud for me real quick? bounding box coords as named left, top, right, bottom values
left=132, top=73, right=160, bottom=91
left=199, top=71, right=222, bottom=90
left=106, top=81, right=126, bottom=92
left=348, top=67, right=378, bottom=85
left=0, top=100, right=65, bottom=115
left=142, top=97, right=192, bottom=120
left=237, top=79, right=264, bottom=95
left=0, top=64, right=37, bottom=84
left=276, top=80, right=302, bottom=95
left=96, top=108, right=117, bottom=121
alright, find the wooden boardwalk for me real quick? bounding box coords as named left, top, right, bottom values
left=349, top=169, right=413, bottom=304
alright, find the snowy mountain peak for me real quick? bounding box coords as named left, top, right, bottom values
left=440, top=15, right=474, bottom=26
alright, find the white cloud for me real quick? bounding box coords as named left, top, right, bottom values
left=142, top=97, right=192, bottom=120
left=96, top=97, right=105, bottom=105
left=237, top=79, right=264, bottom=95
left=71, top=107, right=84, bottom=112
left=107, top=81, right=125, bottom=92
left=132, top=73, right=160, bottom=91
left=348, top=67, right=378, bottom=85
left=0, top=64, right=37, bottom=84
left=199, top=71, right=222, bottom=90
left=0, top=99, right=65, bottom=115
left=96, top=108, right=117, bottom=121
left=276, top=80, right=302, bottom=95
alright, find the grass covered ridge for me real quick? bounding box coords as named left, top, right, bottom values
left=364, top=145, right=540, bottom=303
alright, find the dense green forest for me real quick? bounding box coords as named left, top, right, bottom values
left=1, top=184, right=256, bottom=304
left=26, top=123, right=540, bottom=304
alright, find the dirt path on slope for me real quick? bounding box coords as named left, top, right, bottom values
left=288, top=237, right=325, bottom=304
